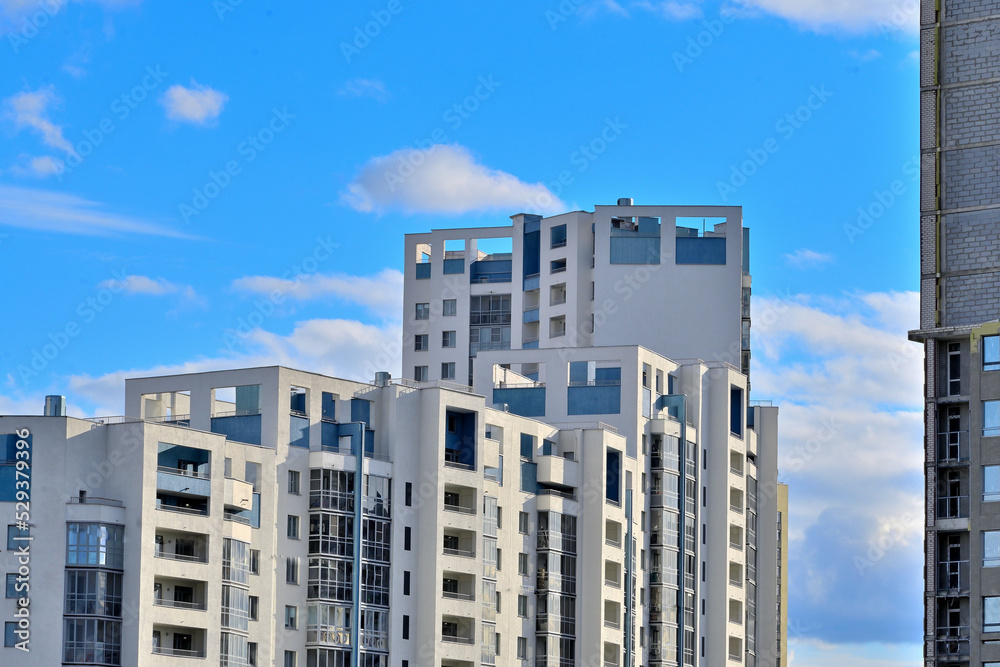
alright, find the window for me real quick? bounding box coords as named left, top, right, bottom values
left=249, top=596, right=259, bottom=621
left=285, top=605, right=298, bottom=629
left=287, top=515, right=300, bottom=540
left=518, top=594, right=528, bottom=617
left=5, top=573, right=19, bottom=599
left=441, top=362, right=456, bottom=380
left=987, top=400, right=1000, bottom=437
left=550, top=258, right=567, bottom=273
left=518, top=552, right=528, bottom=576
left=948, top=342, right=961, bottom=395
left=987, top=466, right=1000, bottom=502
left=5, top=622, right=18, bottom=648
left=497, top=507, right=503, bottom=530
left=66, top=523, right=123, bottom=568
left=286, top=557, right=299, bottom=584
left=551, top=224, right=567, bottom=248
left=517, top=636, right=528, bottom=659
left=284, top=650, right=297, bottom=667
left=403, top=570, right=411, bottom=595
left=405, top=482, right=412, bottom=506
left=986, top=531, right=1000, bottom=567
left=414, top=366, right=428, bottom=382
left=288, top=470, right=300, bottom=494
left=443, top=299, right=457, bottom=316
left=519, top=511, right=529, bottom=534
left=249, top=643, right=258, bottom=666
left=497, top=548, right=502, bottom=571
left=730, top=385, right=743, bottom=437
left=986, top=335, right=1000, bottom=372
left=987, top=596, right=1000, bottom=632
left=250, top=549, right=260, bottom=575
left=415, top=303, right=430, bottom=320
left=443, top=331, right=457, bottom=348
left=414, top=334, right=429, bottom=351
left=496, top=591, right=502, bottom=612
left=402, top=615, right=410, bottom=639
left=404, top=526, right=411, bottom=551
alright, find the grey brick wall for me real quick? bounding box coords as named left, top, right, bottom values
left=945, top=0, right=1000, bottom=21
left=921, top=214, right=937, bottom=276
left=942, top=145, right=1000, bottom=209
left=943, top=82, right=1000, bottom=146
left=941, top=18, right=1000, bottom=85
left=944, top=208, right=1000, bottom=272
left=944, top=272, right=1000, bottom=325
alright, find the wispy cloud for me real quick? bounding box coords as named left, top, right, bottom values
left=785, top=247, right=834, bottom=268
left=341, top=144, right=566, bottom=215
left=8, top=154, right=65, bottom=178
left=338, top=78, right=391, bottom=103
left=232, top=268, right=403, bottom=320
left=848, top=48, right=881, bottom=62
left=161, top=81, right=228, bottom=125
left=2, top=86, right=74, bottom=156
left=633, top=0, right=703, bottom=20
left=0, top=185, right=188, bottom=237
left=732, top=0, right=918, bottom=34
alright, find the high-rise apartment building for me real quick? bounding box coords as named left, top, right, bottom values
left=0, top=200, right=785, bottom=667
left=402, top=201, right=751, bottom=388
left=912, top=1, right=1000, bottom=664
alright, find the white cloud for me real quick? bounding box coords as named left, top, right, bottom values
left=0, top=184, right=188, bottom=237
left=2, top=86, right=74, bottom=156
left=161, top=81, right=228, bottom=125
left=848, top=48, right=882, bottom=62
left=338, top=78, right=390, bottom=103
left=752, top=290, right=923, bottom=643
left=784, top=247, right=834, bottom=268
left=232, top=268, right=403, bottom=320
left=341, top=144, right=566, bottom=216
left=8, top=154, right=65, bottom=178
left=53, top=318, right=402, bottom=416
left=633, top=0, right=703, bottom=20
left=578, top=0, right=630, bottom=18
left=733, top=0, right=918, bottom=34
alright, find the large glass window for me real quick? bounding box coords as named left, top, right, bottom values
left=443, top=299, right=457, bottom=316
left=308, top=557, right=353, bottom=602
left=987, top=466, right=1000, bottom=503
left=223, top=538, right=250, bottom=585
left=987, top=531, right=1000, bottom=568
left=220, top=632, right=249, bottom=667
left=221, top=585, right=250, bottom=632
left=986, top=401, right=1000, bottom=437
left=985, top=335, right=1000, bottom=372
left=63, top=618, right=122, bottom=665
left=67, top=524, right=124, bottom=569
left=64, top=570, right=123, bottom=617
left=987, top=596, right=1000, bottom=632
left=310, top=470, right=355, bottom=512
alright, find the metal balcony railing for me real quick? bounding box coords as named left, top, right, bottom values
left=443, top=546, right=475, bottom=558
left=157, top=465, right=210, bottom=479
left=937, top=495, right=970, bottom=519
left=443, top=502, right=476, bottom=515
left=937, top=560, right=969, bottom=592
left=152, top=646, right=206, bottom=658
left=68, top=496, right=124, bottom=507
left=154, top=549, right=208, bottom=564
left=938, top=431, right=970, bottom=463
left=441, top=634, right=475, bottom=645
left=442, top=590, right=475, bottom=601
left=153, top=598, right=207, bottom=611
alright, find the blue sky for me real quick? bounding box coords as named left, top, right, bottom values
left=0, top=1, right=922, bottom=663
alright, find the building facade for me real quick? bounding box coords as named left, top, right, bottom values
left=912, top=1, right=1000, bottom=664
left=1, top=361, right=781, bottom=667
left=402, top=201, right=751, bottom=389
left=0, top=200, right=784, bottom=667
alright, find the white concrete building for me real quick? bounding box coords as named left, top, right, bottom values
left=0, top=357, right=781, bottom=667
left=402, top=200, right=751, bottom=389
left=399, top=200, right=785, bottom=667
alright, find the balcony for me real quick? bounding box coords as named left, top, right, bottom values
left=152, top=646, right=206, bottom=658
left=937, top=560, right=970, bottom=593
left=937, top=495, right=970, bottom=520
left=155, top=497, right=209, bottom=517
left=156, top=466, right=211, bottom=498
left=443, top=502, right=476, bottom=515
left=936, top=626, right=970, bottom=656
left=441, top=634, right=475, bottom=645
left=537, top=455, right=579, bottom=488
left=68, top=496, right=124, bottom=508
left=537, top=529, right=577, bottom=554
left=938, top=431, right=970, bottom=464
left=153, top=597, right=207, bottom=611
left=223, top=511, right=252, bottom=525
left=154, top=531, right=208, bottom=563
